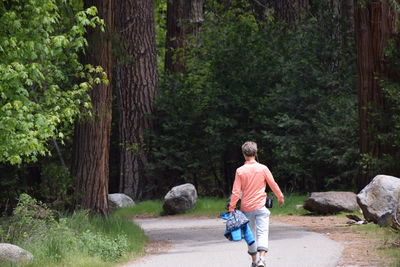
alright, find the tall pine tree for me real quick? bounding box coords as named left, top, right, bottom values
left=116, top=0, right=157, bottom=199
left=73, top=0, right=113, bottom=215
left=355, top=0, right=397, bottom=189
left=165, top=0, right=204, bottom=73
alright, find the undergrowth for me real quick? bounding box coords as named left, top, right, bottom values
left=0, top=194, right=147, bottom=267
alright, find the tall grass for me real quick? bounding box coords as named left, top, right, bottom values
left=68, top=211, right=148, bottom=255
left=1, top=210, right=147, bottom=267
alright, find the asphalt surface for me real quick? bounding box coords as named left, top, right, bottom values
left=123, top=217, right=343, bottom=267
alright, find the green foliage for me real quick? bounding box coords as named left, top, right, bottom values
left=80, top=230, right=128, bottom=261
left=40, top=218, right=78, bottom=263
left=267, top=194, right=308, bottom=216
left=0, top=161, right=75, bottom=214
left=186, top=198, right=229, bottom=217
left=150, top=1, right=357, bottom=195
left=2, top=193, right=56, bottom=243
left=0, top=195, right=147, bottom=266
left=0, top=0, right=105, bottom=164
left=76, top=212, right=148, bottom=256
left=356, top=34, right=400, bottom=178
left=0, top=164, right=31, bottom=213
left=39, top=162, right=75, bottom=210
left=113, top=200, right=164, bottom=217
left=154, top=0, right=167, bottom=71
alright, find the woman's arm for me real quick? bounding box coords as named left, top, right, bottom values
left=229, top=171, right=241, bottom=212
left=264, top=167, right=285, bottom=206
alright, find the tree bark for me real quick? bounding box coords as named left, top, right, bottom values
left=116, top=0, right=157, bottom=200
left=165, top=0, right=204, bottom=73
left=355, top=0, right=396, bottom=190
left=72, top=0, right=113, bottom=215
left=272, top=0, right=309, bottom=27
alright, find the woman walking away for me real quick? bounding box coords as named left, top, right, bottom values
left=229, top=141, right=285, bottom=267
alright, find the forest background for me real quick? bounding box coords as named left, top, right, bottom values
left=1, top=0, right=400, bottom=215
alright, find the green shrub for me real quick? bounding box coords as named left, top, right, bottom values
left=3, top=193, right=56, bottom=243
left=0, top=195, right=146, bottom=266
left=0, top=0, right=104, bottom=165
left=41, top=219, right=79, bottom=263
left=39, top=163, right=76, bottom=211
left=79, top=230, right=129, bottom=261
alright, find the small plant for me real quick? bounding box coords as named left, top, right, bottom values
left=41, top=218, right=79, bottom=263
left=79, top=230, right=129, bottom=261
left=5, top=193, right=56, bottom=243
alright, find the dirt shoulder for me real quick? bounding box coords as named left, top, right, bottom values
left=272, top=215, right=391, bottom=267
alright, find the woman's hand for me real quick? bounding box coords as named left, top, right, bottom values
left=279, top=197, right=285, bottom=207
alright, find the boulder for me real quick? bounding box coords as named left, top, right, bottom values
left=390, top=205, right=400, bottom=230
left=108, top=193, right=135, bottom=209
left=163, top=183, right=198, bottom=215
left=303, top=191, right=358, bottom=214
left=357, top=175, right=400, bottom=227
left=0, top=243, right=33, bottom=264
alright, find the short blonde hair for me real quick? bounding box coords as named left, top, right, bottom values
left=242, top=141, right=257, bottom=157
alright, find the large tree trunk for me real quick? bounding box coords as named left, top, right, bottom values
left=165, top=0, right=204, bottom=73
left=73, top=0, right=113, bottom=215
left=355, top=0, right=396, bottom=190
left=272, top=0, right=309, bottom=26
left=116, top=0, right=157, bottom=200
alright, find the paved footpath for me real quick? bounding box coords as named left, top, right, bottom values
left=122, top=217, right=343, bottom=267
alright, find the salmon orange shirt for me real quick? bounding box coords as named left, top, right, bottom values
left=229, top=160, right=284, bottom=212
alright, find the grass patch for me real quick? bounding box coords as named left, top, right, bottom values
left=114, top=194, right=309, bottom=218
left=0, top=194, right=147, bottom=267
left=68, top=211, right=148, bottom=258
left=113, top=198, right=226, bottom=218
left=351, top=223, right=400, bottom=266
left=268, top=194, right=308, bottom=216
left=186, top=198, right=228, bottom=217
left=113, top=200, right=164, bottom=217
left=8, top=211, right=148, bottom=267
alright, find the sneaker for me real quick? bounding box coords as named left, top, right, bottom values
left=251, top=262, right=257, bottom=267
left=257, top=259, right=265, bottom=267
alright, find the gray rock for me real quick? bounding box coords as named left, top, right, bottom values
left=295, top=204, right=304, bottom=210
left=303, top=191, right=358, bottom=214
left=0, top=243, right=33, bottom=264
left=163, top=183, right=198, bottom=215
left=108, top=193, right=135, bottom=209
left=391, top=202, right=400, bottom=230
left=357, top=175, right=400, bottom=227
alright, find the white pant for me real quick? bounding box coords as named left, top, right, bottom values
left=244, top=206, right=270, bottom=255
